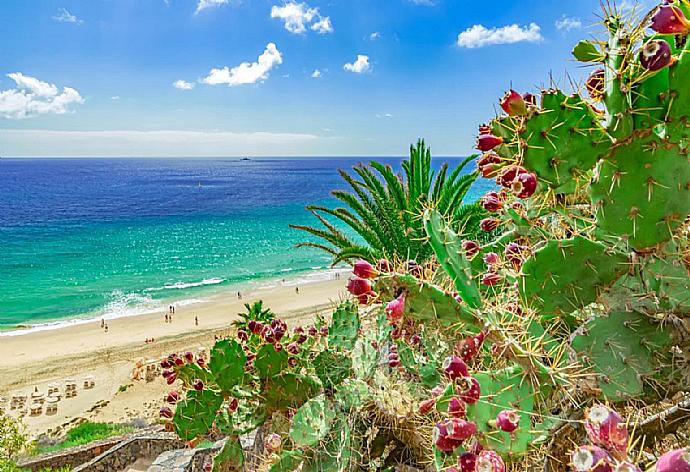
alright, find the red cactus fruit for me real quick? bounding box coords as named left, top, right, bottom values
left=419, top=398, right=437, bottom=414
left=433, top=422, right=462, bottom=452
left=476, top=450, right=506, bottom=472
left=286, top=342, right=300, bottom=355
left=174, top=357, right=184, bottom=366
left=273, top=342, right=283, bottom=352
left=347, top=277, right=373, bottom=296
left=160, top=359, right=172, bottom=369
left=445, top=467, right=459, bottom=472
left=480, top=191, right=503, bottom=212
left=166, top=391, right=179, bottom=404
left=405, top=259, right=423, bottom=277
left=479, top=123, right=491, bottom=134
left=483, top=252, right=499, bottom=266
left=264, top=433, right=282, bottom=453
left=640, top=39, right=674, bottom=71
left=584, top=404, right=629, bottom=453
left=409, top=334, right=421, bottom=345
left=497, top=165, right=527, bottom=188
left=500, top=89, right=528, bottom=116
left=571, top=445, right=614, bottom=472
left=462, top=240, right=480, bottom=258
left=376, top=258, right=393, bottom=272
left=512, top=172, right=537, bottom=198
left=496, top=409, right=520, bottom=432
left=391, top=327, right=402, bottom=339
left=193, top=379, right=204, bottom=391
left=308, top=326, right=317, bottom=336
left=162, top=369, right=174, bottom=379
left=443, top=355, right=470, bottom=380
left=504, top=242, right=526, bottom=269
left=444, top=418, right=477, bottom=441
left=457, top=377, right=481, bottom=404
left=262, top=326, right=276, bottom=343
left=458, top=452, right=477, bottom=472
left=287, top=357, right=297, bottom=367
left=477, top=153, right=503, bottom=178
left=586, top=69, right=605, bottom=102
left=353, top=259, right=378, bottom=279
left=476, top=134, right=504, bottom=152
left=523, top=92, right=537, bottom=107
left=651, top=4, right=690, bottom=34
left=159, top=406, right=173, bottom=419
left=388, top=358, right=401, bottom=368
left=385, top=293, right=406, bottom=322
left=456, top=331, right=485, bottom=362
left=237, top=330, right=248, bottom=342
left=184, top=351, right=194, bottom=363
left=228, top=397, right=239, bottom=412
left=448, top=397, right=467, bottom=418
left=613, top=462, right=642, bottom=472
left=197, top=357, right=206, bottom=368
left=319, top=325, right=328, bottom=336
left=166, top=373, right=177, bottom=385
left=656, top=448, right=690, bottom=472
left=479, top=218, right=500, bottom=232
left=481, top=271, right=503, bottom=286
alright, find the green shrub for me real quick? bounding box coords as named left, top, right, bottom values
left=35, top=422, right=134, bottom=455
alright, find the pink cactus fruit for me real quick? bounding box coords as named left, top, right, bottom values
left=385, top=293, right=406, bottom=322
left=476, top=450, right=506, bottom=472
left=584, top=404, right=629, bottom=453
left=462, top=240, right=481, bottom=258
left=640, top=39, right=674, bottom=71
left=495, top=409, right=520, bottom=433
left=165, top=391, right=179, bottom=404
left=353, top=259, right=378, bottom=279
left=457, top=376, right=481, bottom=404
left=458, top=452, right=477, bottom=472
left=476, top=134, right=504, bottom=152
left=376, top=258, right=393, bottom=273
left=656, top=448, right=690, bottom=472
left=479, top=218, right=500, bottom=232
left=346, top=277, right=373, bottom=296
left=504, top=242, right=526, bottom=269
left=418, top=398, right=437, bottom=414
left=159, top=406, right=173, bottom=419
left=478, top=123, right=491, bottom=134
left=651, top=4, right=690, bottom=34
left=512, top=172, right=537, bottom=198
left=480, top=191, right=503, bottom=212
left=571, top=445, right=614, bottom=472
left=481, top=271, right=503, bottom=286
left=477, top=153, right=503, bottom=178
left=456, top=331, right=486, bottom=362
left=433, top=421, right=462, bottom=452
left=586, top=69, right=605, bottom=101
left=500, top=89, right=528, bottom=116
left=447, top=397, right=467, bottom=418
left=444, top=418, right=477, bottom=441
left=443, top=355, right=469, bottom=380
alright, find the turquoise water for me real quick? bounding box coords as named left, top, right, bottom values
left=0, top=158, right=485, bottom=331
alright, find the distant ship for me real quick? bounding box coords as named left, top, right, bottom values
left=240, top=157, right=251, bottom=161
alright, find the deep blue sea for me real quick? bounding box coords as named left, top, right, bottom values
left=0, top=158, right=485, bottom=332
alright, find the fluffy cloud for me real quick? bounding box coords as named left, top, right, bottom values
left=457, top=23, right=543, bottom=48
left=52, top=8, right=83, bottom=24
left=343, top=55, right=371, bottom=74
left=555, top=16, right=582, bottom=32
left=370, top=32, right=381, bottom=41
left=173, top=80, right=195, bottom=90
left=195, top=0, right=229, bottom=14
left=202, top=43, right=283, bottom=86
left=0, top=73, right=84, bottom=119
left=311, top=69, right=322, bottom=78
left=270, top=2, right=333, bottom=34
left=409, top=0, right=436, bottom=5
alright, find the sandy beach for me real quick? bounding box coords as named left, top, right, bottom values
left=0, top=277, right=346, bottom=437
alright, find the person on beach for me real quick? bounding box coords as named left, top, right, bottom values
left=165, top=313, right=169, bottom=323
left=195, top=316, right=199, bottom=326
left=237, top=291, right=242, bottom=300
left=104, top=323, right=109, bottom=333
left=295, top=286, right=299, bottom=294
left=100, top=318, right=105, bottom=328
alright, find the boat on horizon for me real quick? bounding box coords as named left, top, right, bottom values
left=240, top=157, right=251, bottom=161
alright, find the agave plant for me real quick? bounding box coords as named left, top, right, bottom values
left=290, top=139, right=484, bottom=264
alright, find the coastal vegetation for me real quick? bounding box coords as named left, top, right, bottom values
left=291, top=139, right=486, bottom=264
left=32, top=421, right=134, bottom=455
left=158, top=2, right=690, bottom=471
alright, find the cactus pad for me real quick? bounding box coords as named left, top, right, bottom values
left=212, top=437, right=244, bottom=472
left=209, top=339, right=247, bottom=392
left=570, top=310, right=674, bottom=401
left=254, top=344, right=290, bottom=379
left=268, top=451, right=304, bottom=472
left=263, top=373, right=322, bottom=409
left=328, top=301, right=360, bottom=351
left=173, top=389, right=223, bottom=441
left=519, top=236, right=628, bottom=316
left=334, top=378, right=370, bottom=410
left=590, top=136, right=690, bottom=250
left=313, top=349, right=353, bottom=390
left=290, top=394, right=336, bottom=447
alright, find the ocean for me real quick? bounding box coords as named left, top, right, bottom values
left=0, top=157, right=485, bottom=333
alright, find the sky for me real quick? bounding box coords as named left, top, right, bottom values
left=0, top=0, right=658, bottom=157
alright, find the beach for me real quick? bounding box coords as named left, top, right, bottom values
left=0, top=277, right=346, bottom=437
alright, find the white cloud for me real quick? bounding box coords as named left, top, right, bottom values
left=311, top=69, right=322, bottom=78
left=111, top=96, right=120, bottom=100
left=457, top=23, right=543, bottom=48
left=343, top=55, right=371, bottom=74
left=202, top=43, right=283, bottom=86
left=409, top=0, right=435, bottom=5
left=195, top=0, right=229, bottom=14
left=555, top=16, right=582, bottom=32
left=376, top=113, right=394, bottom=118
left=0, top=73, right=84, bottom=119
left=370, top=32, right=381, bottom=41
left=173, top=80, right=195, bottom=90
left=270, top=2, right=333, bottom=34
left=52, top=8, right=83, bottom=24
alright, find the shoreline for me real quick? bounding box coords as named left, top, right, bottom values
left=0, top=267, right=349, bottom=337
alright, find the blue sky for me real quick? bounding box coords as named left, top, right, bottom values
left=0, top=0, right=656, bottom=157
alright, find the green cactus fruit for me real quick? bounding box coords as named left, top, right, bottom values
left=268, top=450, right=304, bottom=472
left=263, top=373, right=322, bottom=410
left=569, top=310, right=674, bottom=401
left=209, top=339, right=247, bottom=392
left=173, top=389, right=223, bottom=441
left=289, top=394, right=336, bottom=447
left=572, top=39, right=602, bottom=62
left=254, top=344, right=290, bottom=379
left=519, top=236, right=628, bottom=317
left=466, top=365, right=543, bottom=457
left=212, top=436, right=244, bottom=472
left=590, top=135, right=690, bottom=250
left=375, top=274, right=480, bottom=331
left=334, top=378, right=370, bottom=410
left=328, top=301, right=360, bottom=351
left=642, top=257, right=690, bottom=314
left=520, top=90, right=610, bottom=193
left=313, top=349, right=353, bottom=390
left=423, top=209, right=482, bottom=309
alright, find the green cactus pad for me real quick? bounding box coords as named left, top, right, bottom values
left=396, top=340, right=441, bottom=388
left=328, top=301, right=360, bottom=351
left=334, top=378, right=370, bottom=410
left=177, top=362, right=214, bottom=388
left=375, top=274, right=480, bottom=331
left=216, top=400, right=268, bottom=435
left=519, top=236, right=628, bottom=316
left=572, top=40, right=602, bottom=62
left=212, top=437, right=244, bottom=472
left=289, top=394, right=336, bottom=447
left=520, top=90, right=609, bottom=193
left=313, top=349, right=353, bottom=390
left=570, top=310, right=674, bottom=401
left=424, top=209, right=482, bottom=309
left=590, top=136, right=690, bottom=250
left=268, top=451, right=304, bottom=472
left=254, top=344, right=290, bottom=379
left=466, top=365, right=542, bottom=457
left=301, top=419, right=353, bottom=472
left=263, top=373, right=322, bottom=410
left=173, top=389, right=223, bottom=441
left=642, top=257, right=690, bottom=314
left=208, top=339, right=247, bottom=392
